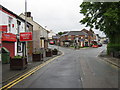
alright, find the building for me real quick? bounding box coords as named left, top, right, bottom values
left=0, top=5, right=33, bottom=58
left=48, top=30, right=56, bottom=40
left=19, top=12, right=49, bottom=51
left=81, top=29, right=96, bottom=46
left=95, top=34, right=101, bottom=43
left=52, top=35, right=61, bottom=45
left=59, top=31, right=88, bottom=47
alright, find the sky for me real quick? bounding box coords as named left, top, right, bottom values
left=1, top=0, right=105, bottom=37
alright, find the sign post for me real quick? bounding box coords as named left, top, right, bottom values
left=20, top=32, right=32, bottom=62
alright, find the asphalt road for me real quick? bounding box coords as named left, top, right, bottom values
left=12, top=45, right=118, bottom=88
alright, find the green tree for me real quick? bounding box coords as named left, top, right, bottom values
left=58, top=32, right=63, bottom=35
left=80, top=2, right=120, bottom=56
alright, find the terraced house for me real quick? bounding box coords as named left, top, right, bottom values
left=19, top=12, right=49, bottom=52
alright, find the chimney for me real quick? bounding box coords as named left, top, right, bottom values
left=25, top=12, right=31, bottom=17
left=25, top=12, right=33, bottom=20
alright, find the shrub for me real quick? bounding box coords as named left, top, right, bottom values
left=107, top=43, right=120, bottom=55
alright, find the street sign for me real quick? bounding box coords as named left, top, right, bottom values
left=20, top=32, right=32, bottom=41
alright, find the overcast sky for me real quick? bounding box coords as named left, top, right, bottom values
left=1, top=0, right=105, bottom=36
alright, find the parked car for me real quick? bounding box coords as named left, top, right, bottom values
left=92, top=45, right=98, bottom=48
left=98, top=43, right=102, bottom=47
left=49, top=40, right=54, bottom=45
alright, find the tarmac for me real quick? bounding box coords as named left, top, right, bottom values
left=1, top=51, right=62, bottom=86
left=1, top=47, right=120, bottom=87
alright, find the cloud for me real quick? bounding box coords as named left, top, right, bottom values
left=1, top=0, right=105, bottom=37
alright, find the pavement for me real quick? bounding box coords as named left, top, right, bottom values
left=2, top=51, right=62, bottom=86
left=98, top=49, right=120, bottom=68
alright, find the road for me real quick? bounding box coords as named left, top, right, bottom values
left=12, top=45, right=118, bottom=88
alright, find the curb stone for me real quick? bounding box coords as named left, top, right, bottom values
left=103, top=58, right=120, bottom=68
left=98, top=50, right=120, bottom=68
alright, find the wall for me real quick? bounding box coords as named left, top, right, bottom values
left=0, top=10, right=17, bottom=34
left=20, top=13, right=49, bottom=50
left=0, top=9, right=27, bottom=57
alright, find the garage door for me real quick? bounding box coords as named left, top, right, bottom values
left=2, top=42, right=15, bottom=58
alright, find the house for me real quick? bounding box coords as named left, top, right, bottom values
left=0, top=5, right=33, bottom=58
left=81, top=29, right=96, bottom=46
left=48, top=30, right=56, bottom=40
left=52, top=34, right=61, bottom=45
left=19, top=12, right=49, bottom=51
left=59, top=31, right=88, bottom=47
left=95, top=34, right=101, bottom=43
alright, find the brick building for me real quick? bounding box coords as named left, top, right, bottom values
left=59, top=31, right=88, bottom=47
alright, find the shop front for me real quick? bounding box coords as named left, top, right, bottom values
left=2, top=33, right=17, bottom=58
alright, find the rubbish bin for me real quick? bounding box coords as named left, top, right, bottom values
left=2, top=47, right=10, bottom=64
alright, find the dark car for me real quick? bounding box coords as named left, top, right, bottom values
left=98, top=43, right=102, bottom=47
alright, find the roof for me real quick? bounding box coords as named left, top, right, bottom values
left=61, top=31, right=87, bottom=36
left=19, top=13, right=49, bottom=33
left=0, top=5, right=32, bottom=26
left=52, top=36, right=60, bottom=39
left=81, top=29, right=94, bottom=36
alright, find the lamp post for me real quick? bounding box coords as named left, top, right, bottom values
left=25, top=0, right=28, bottom=62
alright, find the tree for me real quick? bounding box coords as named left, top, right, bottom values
left=80, top=2, right=120, bottom=56
left=58, top=32, right=63, bottom=35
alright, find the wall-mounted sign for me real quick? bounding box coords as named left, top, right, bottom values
left=2, top=33, right=17, bottom=42
left=20, top=32, right=32, bottom=41
left=0, top=25, right=7, bottom=31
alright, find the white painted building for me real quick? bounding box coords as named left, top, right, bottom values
left=20, top=12, right=49, bottom=50
left=0, top=5, right=32, bottom=58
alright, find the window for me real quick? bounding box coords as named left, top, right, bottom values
left=68, top=35, right=71, bottom=40
left=17, top=41, right=22, bottom=53
left=8, top=17, right=13, bottom=32
left=17, top=20, right=21, bottom=34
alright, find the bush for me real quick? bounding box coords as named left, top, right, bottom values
left=107, top=43, right=120, bottom=55
left=14, top=55, right=23, bottom=59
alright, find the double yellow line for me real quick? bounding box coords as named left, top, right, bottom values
left=1, top=52, right=64, bottom=89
